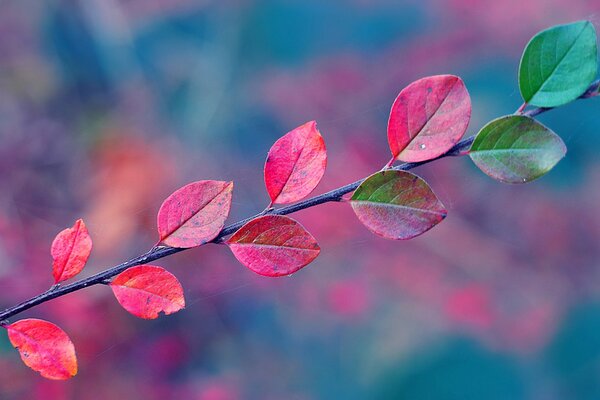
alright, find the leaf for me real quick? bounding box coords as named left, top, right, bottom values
left=387, top=75, right=471, bottom=162
left=469, top=115, right=567, bottom=184
left=51, top=219, right=92, bottom=283
left=350, top=170, right=447, bottom=239
left=519, top=20, right=598, bottom=107
left=226, top=215, right=320, bottom=277
left=264, top=121, right=327, bottom=204
left=110, top=265, right=185, bottom=319
left=5, top=319, right=77, bottom=380
left=157, top=180, right=233, bottom=248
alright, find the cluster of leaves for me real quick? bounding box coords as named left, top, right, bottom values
left=0, top=20, right=597, bottom=380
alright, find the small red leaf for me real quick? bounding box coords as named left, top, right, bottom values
left=51, top=219, right=92, bottom=283
left=110, top=265, right=185, bottom=319
left=388, top=75, right=471, bottom=162
left=226, top=215, right=320, bottom=277
left=350, top=170, right=447, bottom=239
left=264, top=121, right=327, bottom=204
left=157, top=180, right=233, bottom=248
left=5, top=319, right=77, bottom=380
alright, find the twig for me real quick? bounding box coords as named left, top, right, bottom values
left=0, top=81, right=597, bottom=322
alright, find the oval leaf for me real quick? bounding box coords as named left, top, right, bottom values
left=264, top=121, right=327, bottom=204
left=350, top=170, right=447, bottom=239
left=51, top=219, right=92, bottom=283
left=226, top=215, right=320, bottom=277
left=469, top=115, right=567, bottom=183
left=519, top=20, right=598, bottom=107
left=157, top=180, right=233, bottom=248
left=387, top=75, right=471, bottom=162
left=110, top=265, right=185, bottom=319
left=6, top=319, right=77, bottom=380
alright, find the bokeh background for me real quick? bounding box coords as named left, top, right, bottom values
left=1, top=1, right=599, bottom=399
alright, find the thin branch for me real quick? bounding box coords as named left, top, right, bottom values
left=0, top=80, right=597, bottom=322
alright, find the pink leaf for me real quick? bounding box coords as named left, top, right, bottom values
left=388, top=75, right=471, bottom=162
left=264, top=121, right=327, bottom=204
left=110, top=265, right=185, bottom=319
left=51, top=219, right=92, bottom=283
left=5, top=319, right=77, bottom=380
left=157, top=180, right=233, bottom=248
left=226, top=215, right=320, bottom=277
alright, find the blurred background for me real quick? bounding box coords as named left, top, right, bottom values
left=0, top=0, right=599, bottom=398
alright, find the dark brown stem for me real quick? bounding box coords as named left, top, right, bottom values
left=0, top=80, right=597, bottom=322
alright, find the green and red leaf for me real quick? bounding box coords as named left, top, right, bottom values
left=226, top=215, right=320, bottom=277
left=51, top=219, right=92, bottom=283
left=388, top=75, right=471, bottom=162
left=157, top=180, right=233, bottom=248
left=350, top=170, right=447, bottom=239
left=5, top=319, right=77, bottom=380
left=264, top=121, right=327, bottom=204
left=469, top=115, right=567, bottom=183
left=110, top=265, right=185, bottom=320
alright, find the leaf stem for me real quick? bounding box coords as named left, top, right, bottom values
left=384, top=156, right=396, bottom=170
left=0, top=80, right=597, bottom=322
left=516, top=102, right=528, bottom=114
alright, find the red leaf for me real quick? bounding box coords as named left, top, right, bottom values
left=157, top=180, right=233, bottom=248
left=350, top=170, right=447, bottom=239
left=110, top=265, right=185, bottom=319
left=388, top=75, right=471, bottom=162
left=226, top=215, right=320, bottom=277
left=5, top=319, right=77, bottom=380
left=51, top=219, right=92, bottom=283
left=264, top=121, right=327, bottom=204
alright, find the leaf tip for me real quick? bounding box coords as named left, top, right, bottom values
left=307, top=120, right=321, bottom=135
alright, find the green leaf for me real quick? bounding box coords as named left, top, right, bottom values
left=519, top=20, right=598, bottom=107
left=469, top=115, right=566, bottom=184
left=350, top=170, right=447, bottom=240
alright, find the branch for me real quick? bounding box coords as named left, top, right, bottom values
left=0, top=81, right=597, bottom=322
